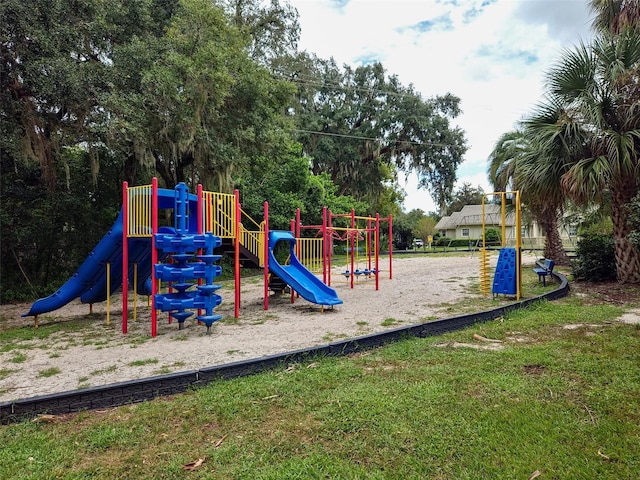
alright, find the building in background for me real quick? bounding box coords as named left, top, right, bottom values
left=435, top=204, right=577, bottom=250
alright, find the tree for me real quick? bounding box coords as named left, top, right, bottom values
left=487, top=125, right=571, bottom=264
left=487, top=130, right=526, bottom=192
left=2, top=0, right=142, bottom=190
left=413, top=217, right=437, bottom=248
left=104, top=0, right=296, bottom=192
left=277, top=53, right=468, bottom=212
left=220, top=0, right=300, bottom=64
left=629, top=192, right=640, bottom=248
left=489, top=1, right=640, bottom=273
left=537, top=30, right=640, bottom=281
left=590, top=0, right=640, bottom=35
left=391, top=209, right=422, bottom=250
left=520, top=101, right=580, bottom=265
left=0, top=0, right=300, bottom=299
left=0, top=140, right=124, bottom=301
left=445, top=182, right=485, bottom=216
left=236, top=142, right=365, bottom=230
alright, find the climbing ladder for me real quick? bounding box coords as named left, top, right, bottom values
left=479, top=247, right=491, bottom=296
left=479, top=191, right=522, bottom=300
left=153, top=183, right=223, bottom=334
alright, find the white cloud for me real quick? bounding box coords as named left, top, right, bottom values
left=288, top=0, right=593, bottom=213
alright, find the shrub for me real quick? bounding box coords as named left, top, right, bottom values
left=571, top=233, right=616, bottom=282
left=484, top=228, right=501, bottom=244
left=434, top=238, right=477, bottom=248
left=448, top=239, right=473, bottom=248
left=434, top=236, right=450, bottom=247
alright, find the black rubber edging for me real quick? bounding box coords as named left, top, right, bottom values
left=1, top=272, right=568, bottom=424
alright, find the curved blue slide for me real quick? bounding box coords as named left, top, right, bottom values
left=268, top=231, right=342, bottom=307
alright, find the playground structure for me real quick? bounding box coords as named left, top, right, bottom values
left=150, top=183, right=223, bottom=335
left=291, top=207, right=393, bottom=291
left=23, top=179, right=392, bottom=336
left=478, top=191, right=523, bottom=300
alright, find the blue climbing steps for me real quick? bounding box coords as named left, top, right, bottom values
left=492, top=247, right=517, bottom=296
left=153, top=183, right=223, bottom=334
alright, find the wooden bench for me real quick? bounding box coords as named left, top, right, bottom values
left=533, top=259, right=555, bottom=286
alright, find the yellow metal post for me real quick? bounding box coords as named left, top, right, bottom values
left=106, top=262, right=111, bottom=326
left=133, top=263, right=138, bottom=322
left=515, top=190, right=522, bottom=300
left=479, top=198, right=491, bottom=297
left=501, top=192, right=507, bottom=248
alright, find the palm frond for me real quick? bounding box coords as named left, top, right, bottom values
left=562, top=155, right=612, bottom=204
left=546, top=43, right=597, bottom=102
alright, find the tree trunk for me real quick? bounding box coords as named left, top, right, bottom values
left=611, top=180, right=640, bottom=283
left=539, top=208, right=570, bottom=265
left=155, top=154, right=176, bottom=189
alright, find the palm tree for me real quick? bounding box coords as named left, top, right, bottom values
left=543, top=31, right=640, bottom=283
left=487, top=128, right=571, bottom=264
left=487, top=130, right=525, bottom=192
left=519, top=98, right=585, bottom=266
left=590, top=0, right=640, bottom=35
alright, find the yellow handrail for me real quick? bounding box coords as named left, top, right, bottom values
left=239, top=222, right=265, bottom=266
left=240, top=207, right=263, bottom=231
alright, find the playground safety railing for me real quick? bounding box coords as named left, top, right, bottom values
left=202, top=194, right=267, bottom=266
left=296, top=237, right=324, bottom=274
left=126, top=185, right=153, bottom=237
left=240, top=223, right=265, bottom=266
left=202, top=191, right=236, bottom=239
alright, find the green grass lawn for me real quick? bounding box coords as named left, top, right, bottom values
left=1, top=295, right=639, bottom=479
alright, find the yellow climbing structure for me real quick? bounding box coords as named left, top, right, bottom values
left=479, top=191, right=522, bottom=300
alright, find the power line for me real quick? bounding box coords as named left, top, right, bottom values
left=274, top=72, right=422, bottom=101
left=272, top=68, right=530, bottom=116
left=273, top=69, right=466, bottom=148
left=294, top=129, right=457, bottom=148
left=271, top=65, right=434, bottom=98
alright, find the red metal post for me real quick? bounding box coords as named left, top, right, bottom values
left=327, top=209, right=333, bottom=286
left=294, top=208, right=301, bottom=262
left=388, top=214, right=393, bottom=280
left=367, top=217, right=373, bottom=272
left=350, top=209, right=355, bottom=289
left=197, top=184, right=203, bottom=234
left=234, top=190, right=241, bottom=318
left=376, top=213, right=380, bottom=291
left=290, top=218, right=296, bottom=304
left=151, top=177, right=158, bottom=337
left=322, top=206, right=327, bottom=285
left=122, top=182, right=129, bottom=334
left=197, top=184, right=203, bottom=320
left=263, top=201, right=269, bottom=310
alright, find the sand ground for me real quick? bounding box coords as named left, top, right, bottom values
left=1, top=253, right=543, bottom=403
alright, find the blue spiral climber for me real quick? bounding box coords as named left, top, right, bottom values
left=153, top=183, right=223, bottom=334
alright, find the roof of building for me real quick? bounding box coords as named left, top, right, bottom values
left=435, top=204, right=516, bottom=230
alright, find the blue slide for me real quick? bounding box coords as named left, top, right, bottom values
left=268, top=231, right=342, bottom=307
left=23, top=208, right=154, bottom=317
left=24, top=189, right=199, bottom=318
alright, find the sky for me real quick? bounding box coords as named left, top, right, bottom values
left=287, top=0, right=594, bottom=213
